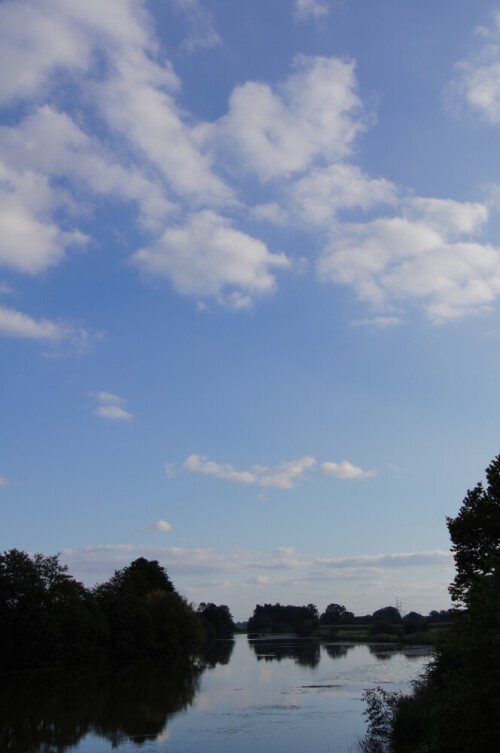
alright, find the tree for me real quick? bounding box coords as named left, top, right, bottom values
left=360, top=454, right=500, bottom=753
left=447, top=454, right=500, bottom=609
left=320, top=603, right=354, bottom=625
left=197, top=603, right=235, bottom=638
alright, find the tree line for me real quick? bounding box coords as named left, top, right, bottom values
left=247, top=601, right=453, bottom=638
left=0, top=553, right=234, bottom=669
left=360, top=453, right=500, bottom=753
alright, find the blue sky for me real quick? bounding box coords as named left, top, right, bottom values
left=2, top=0, right=500, bottom=619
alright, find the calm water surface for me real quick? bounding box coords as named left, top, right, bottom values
left=2, top=635, right=433, bottom=753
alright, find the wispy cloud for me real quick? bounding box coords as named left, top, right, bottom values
left=317, top=197, right=500, bottom=323
left=294, top=0, right=342, bottom=22
left=172, top=0, right=221, bottom=54
left=60, top=543, right=453, bottom=600
left=0, top=475, right=8, bottom=487
left=144, top=519, right=172, bottom=533
left=0, top=304, right=90, bottom=353
left=94, top=392, right=134, bottom=422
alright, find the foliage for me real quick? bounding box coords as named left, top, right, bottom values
left=247, top=602, right=319, bottom=636
left=197, top=602, right=235, bottom=638
left=359, top=453, right=500, bottom=753
left=447, top=454, right=500, bottom=609
left=320, top=603, right=355, bottom=625
left=0, top=552, right=224, bottom=669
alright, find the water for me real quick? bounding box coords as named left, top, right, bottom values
left=1, top=635, right=433, bottom=753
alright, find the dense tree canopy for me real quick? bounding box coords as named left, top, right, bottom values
left=320, top=603, right=355, bottom=625
left=447, top=454, right=500, bottom=609
left=197, top=602, right=235, bottom=638
left=0, top=552, right=230, bottom=669
left=248, top=603, right=319, bottom=636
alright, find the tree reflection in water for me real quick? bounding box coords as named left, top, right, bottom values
left=322, top=643, right=353, bottom=661
left=0, top=646, right=232, bottom=753
left=248, top=638, right=321, bottom=667
left=203, top=638, right=235, bottom=668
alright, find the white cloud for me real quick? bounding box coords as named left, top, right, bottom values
left=183, top=455, right=258, bottom=485
left=289, top=163, right=397, bottom=225
left=60, top=544, right=452, bottom=615
left=182, top=454, right=373, bottom=487
left=145, top=519, right=173, bottom=533
left=447, top=11, right=500, bottom=123
left=183, top=454, right=316, bottom=489
left=0, top=304, right=89, bottom=351
left=0, top=160, right=88, bottom=275
left=96, top=405, right=134, bottom=421
left=0, top=107, right=175, bottom=233
left=405, top=197, right=488, bottom=236
left=0, top=0, right=233, bottom=286
left=0, top=0, right=91, bottom=106
left=94, top=392, right=133, bottom=421
left=209, top=55, right=365, bottom=181
left=320, top=460, right=375, bottom=479
left=317, top=198, right=500, bottom=323
left=132, top=211, right=290, bottom=307
left=314, top=551, right=452, bottom=570
left=253, top=456, right=317, bottom=488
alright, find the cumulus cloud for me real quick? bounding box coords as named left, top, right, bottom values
left=447, top=11, right=500, bottom=122
left=181, top=454, right=373, bottom=487
left=0, top=106, right=174, bottom=233
left=183, top=454, right=316, bottom=488
left=0, top=0, right=232, bottom=286
left=289, top=163, right=397, bottom=226
left=320, top=460, right=375, bottom=479
left=145, top=520, right=173, bottom=533
left=132, top=211, right=290, bottom=308
left=208, top=55, right=365, bottom=181
left=0, top=159, right=88, bottom=275
left=94, top=392, right=134, bottom=421
left=317, top=197, right=500, bottom=322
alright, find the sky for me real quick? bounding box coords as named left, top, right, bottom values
left=2, top=0, right=500, bottom=620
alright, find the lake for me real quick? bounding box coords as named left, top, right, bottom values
left=1, top=635, right=433, bottom=753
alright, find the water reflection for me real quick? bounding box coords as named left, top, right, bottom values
left=203, top=638, right=235, bottom=668
left=0, top=649, right=234, bottom=753
left=322, top=643, right=353, bottom=661
left=248, top=638, right=321, bottom=667
left=367, top=644, right=433, bottom=662
left=1, top=638, right=433, bottom=753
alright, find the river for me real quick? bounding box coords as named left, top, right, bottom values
left=1, top=635, right=433, bottom=753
